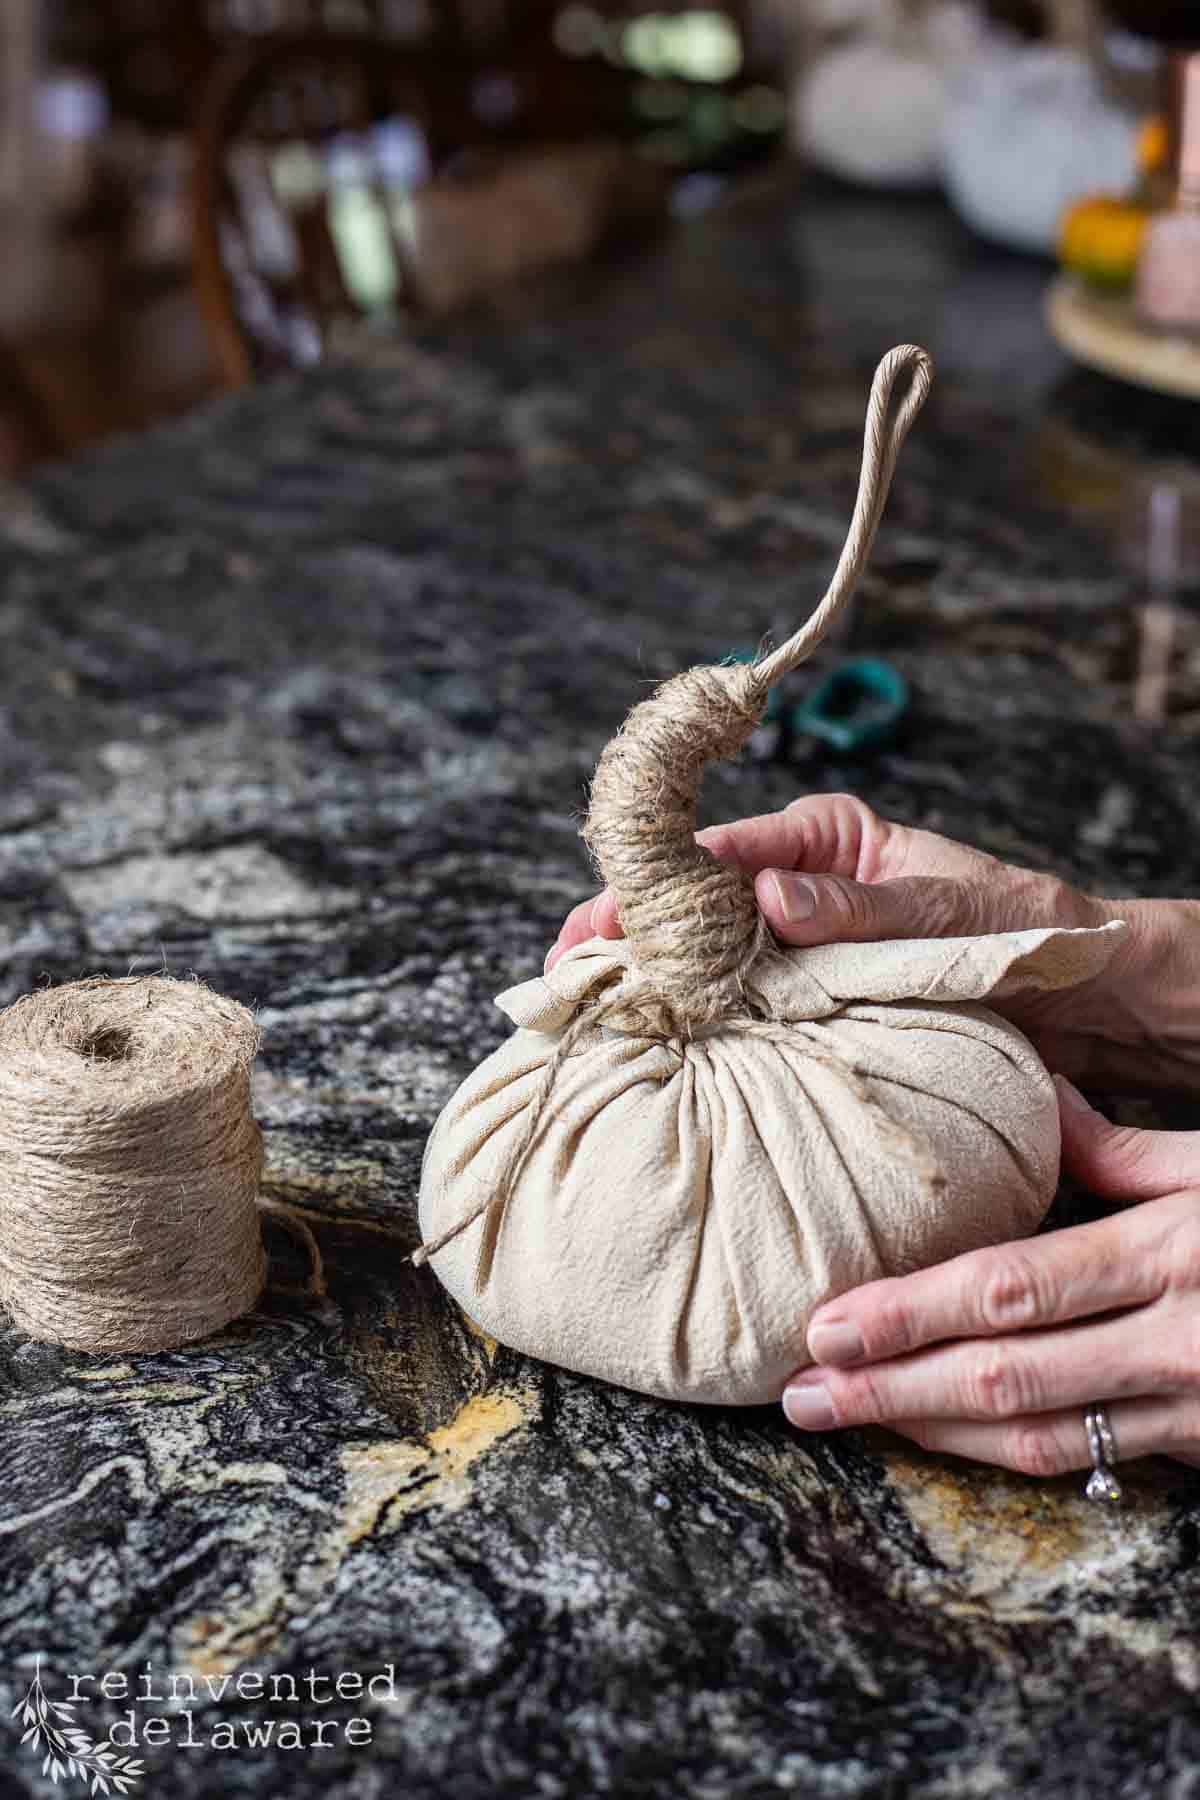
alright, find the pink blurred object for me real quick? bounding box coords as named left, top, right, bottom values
left=1137, top=51, right=1200, bottom=333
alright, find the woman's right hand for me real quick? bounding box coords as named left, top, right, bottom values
left=548, top=792, right=1200, bottom=1095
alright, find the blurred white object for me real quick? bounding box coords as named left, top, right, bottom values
left=942, top=41, right=1138, bottom=254
left=36, top=71, right=109, bottom=215
left=371, top=116, right=431, bottom=190
left=794, top=1, right=980, bottom=190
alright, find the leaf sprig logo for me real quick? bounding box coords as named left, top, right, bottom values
left=12, top=1659, right=144, bottom=1793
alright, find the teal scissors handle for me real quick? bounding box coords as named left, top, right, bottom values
left=720, top=649, right=909, bottom=755
left=789, top=656, right=909, bottom=753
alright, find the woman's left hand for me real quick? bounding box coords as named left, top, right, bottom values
left=782, top=1077, right=1200, bottom=1473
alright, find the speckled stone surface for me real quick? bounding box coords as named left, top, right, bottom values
left=2, top=172, right=1200, bottom=1799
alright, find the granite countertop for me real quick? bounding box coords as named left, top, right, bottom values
left=3, top=170, right=1200, bottom=1799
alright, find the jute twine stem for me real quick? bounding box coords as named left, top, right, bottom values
left=412, top=344, right=934, bottom=1287
left=582, top=342, right=933, bottom=1031
left=0, top=975, right=270, bottom=1353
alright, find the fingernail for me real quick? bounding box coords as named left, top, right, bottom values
left=807, top=1320, right=864, bottom=1367
left=1054, top=1075, right=1092, bottom=1115
left=782, top=1380, right=835, bottom=1430
left=771, top=873, right=817, bottom=924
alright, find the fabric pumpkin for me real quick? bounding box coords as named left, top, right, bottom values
left=419, top=920, right=1125, bottom=1405
left=415, top=344, right=1123, bottom=1410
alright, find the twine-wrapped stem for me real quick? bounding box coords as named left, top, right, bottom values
left=582, top=343, right=934, bottom=1031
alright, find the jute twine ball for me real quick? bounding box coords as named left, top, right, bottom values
left=0, top=975, right=266, bottom=1353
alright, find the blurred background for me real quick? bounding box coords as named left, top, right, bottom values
left=0, top=0, right=1196, bottom=477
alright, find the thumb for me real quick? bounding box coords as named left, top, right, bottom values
left=755, top=869, right=995, bottom=947
left=1055, top=1076, right=1200, bottom=1199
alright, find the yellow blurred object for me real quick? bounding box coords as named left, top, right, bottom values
left=1058, top=194, right=1148, bottom=291
left=1137, top=115, right=1169, bottom=177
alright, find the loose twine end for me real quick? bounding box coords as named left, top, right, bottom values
left=412, top=345, right=935, bottom=1287
left=257, top=1193, right=328, bottom=1302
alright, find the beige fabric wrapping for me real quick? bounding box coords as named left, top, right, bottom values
left=418, top=919, right=1126, bottom=1405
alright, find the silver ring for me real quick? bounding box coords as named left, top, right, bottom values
left=1083, top=1404, right=1122, bottom=1505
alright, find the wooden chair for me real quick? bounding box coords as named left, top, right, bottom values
left=190, top=30, right=644, bottom=385
left=55, top=2, right=505, bottom=132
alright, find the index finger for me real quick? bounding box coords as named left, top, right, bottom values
left=698, top=794, right=891, bottom=880
left=694, top=809, right=807, bottom=875
left=804, top=1210, right=1162, bottom=1369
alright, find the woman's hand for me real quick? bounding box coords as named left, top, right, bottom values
left=783, top=1079, right=1200, bottom=1473
left=548, top=792, right=1200, bottom=1093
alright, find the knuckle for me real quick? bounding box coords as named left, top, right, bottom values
left=1157, top=1197, right=1200, bottom=1290
left=977, top=1252, right=1045, bottom=1333
left=839, top=1367, right=888, bottom=1425
left=828, top=794, right=886, bottom=878
left=934, top=879, right=986, bottom=936
left=1168, top=1234, right=1200, bottom=1293
left=1100, top=1125, right=1165, bottom=1187
left=784, top=793, right=896, bottom=886
left=1002, top=1423, right=1068, bottom=1479
left=1150, top=1338, right=1184, bottom=1388
left=1171, top=1402, right=1200, bottom=1455
left=1143, top=1330, right=1191, bottom=1391
left=871, top=1286, right=918, bottom=1355
left=924, top=879, right=972, bottom=935
left=819, top=792, right=879, bottom=830
left=891, top=877, right=979, bottom=939
left=1180, top=1317, right=1200, bottom=1382
left=966, top=1349, right=1038, bottom=1418
left=822, top=876, right=875, bottom=934
left=845, top=794, right=881, bottom=826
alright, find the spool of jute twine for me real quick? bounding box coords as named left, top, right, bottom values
left=411, top=343, right=935, bottom=1290
left=0, top=974, right=319, bottom=1353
